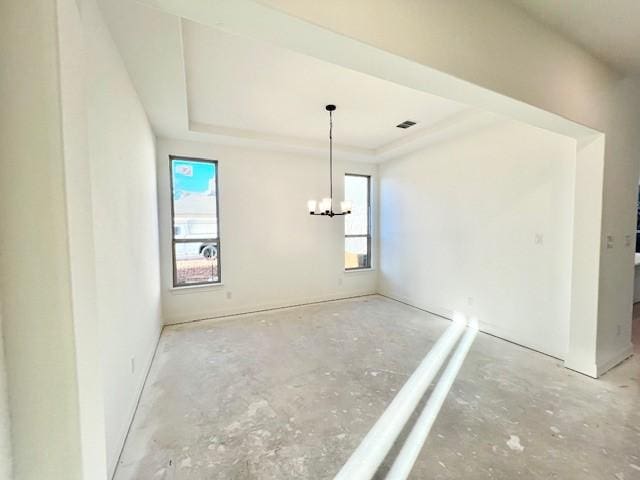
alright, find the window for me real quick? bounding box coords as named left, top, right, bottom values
left=344, top=174, right=371, bottom=269
left=170, top=156, right=221, bottom=286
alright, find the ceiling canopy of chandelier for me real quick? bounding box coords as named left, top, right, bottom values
left=307, top=105, right=352, bottom=217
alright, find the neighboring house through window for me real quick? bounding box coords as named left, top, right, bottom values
left=344, top=174, right=371, bottom=269
left=170, top=156, right=221, bottom=286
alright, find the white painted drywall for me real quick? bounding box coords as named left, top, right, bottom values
left=156, top=139, right=378, bottom=324
left=2, top=0, right=162, bottom=477
left=379, top=117, right=576, bottom=359
left=256, top=0, right=640, bottom=375
left=0, top=306, right=12, bottom=480
left=84, top=0, right=163, bottom=476
left=57, top=0, right=108, bottom=477
left=0, top=0, right=85, bottom=477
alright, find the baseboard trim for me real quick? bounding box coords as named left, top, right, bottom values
left=380, top=292, right=567, bottom=359
left=377, top=293, right=454, bottom=322
left=109, top=327, right=163, bottom=479
left=164, top=292, right=378, bottom=326
left=596, top=344, right=634, bottom=377
left=563, top=359, right=598, bottom=379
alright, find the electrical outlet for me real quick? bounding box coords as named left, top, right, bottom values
left=606, top=235, right=614, bottom=249
left=617, top=324, right=621, bottom=336
left=130, top=357, right=135, bottom=374
left=625, top=234, right=632, bottom=247
left=467, top=297, right=474, bottom=306
left=534, top=233, right=544, bottom=245
left=338, top=278, right=343, bottom=286
left=226, top=291, right=232, bottom=300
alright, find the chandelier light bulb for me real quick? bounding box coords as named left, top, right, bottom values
left=307, top=200, right=317, bottom=213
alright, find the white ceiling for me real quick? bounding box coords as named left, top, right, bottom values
left=98, top=0, right=479, bottom=162
left=183, top=20, right=469, bottom=151
left=509, top=0, right=640, bottom=74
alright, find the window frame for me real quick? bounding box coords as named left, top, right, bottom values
left=169, top=155, right=222, bottom=288
left=344, top=173, right=372, bottom=271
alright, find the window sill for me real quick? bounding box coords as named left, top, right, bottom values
left=169, top=283, right=224, bottom=294
left=344, top=268, right=376, bottom=274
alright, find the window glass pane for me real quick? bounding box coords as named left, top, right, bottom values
left=172, top=159, right=218, bottom=239
left=174, top=241, right=219, bottom=286
left=345, top=175, right=368, bottom=235
left=345, top=237, right=369, bottom=269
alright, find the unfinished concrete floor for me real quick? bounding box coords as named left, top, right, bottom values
left=114, top=295, right=640, bottom=479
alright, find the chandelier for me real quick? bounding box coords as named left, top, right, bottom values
left=307, top=105, right=352, bottom=217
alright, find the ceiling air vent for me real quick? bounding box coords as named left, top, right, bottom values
left=396, top=120, right=417, bottom=129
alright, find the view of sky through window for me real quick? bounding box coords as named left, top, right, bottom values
left=171, top=158, right=220, bottom=285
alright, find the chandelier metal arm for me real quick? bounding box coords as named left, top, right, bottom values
left=309, top=210, right=351, bottom=217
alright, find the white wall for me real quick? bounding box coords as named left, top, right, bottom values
left=2, top=0, right=163, bottom=477
left=58, top=0, right=108, bottom=476
left=379, top=118, right=576, bottom=359
left=257, top=0, right=640, bottom=375
left=157, top=139, right=378, bottom=324
left=0, top=0, right=85, bottom=477
left=0, top=306, right=12, bottom=480
left=84, top=0, right=163, bottom=476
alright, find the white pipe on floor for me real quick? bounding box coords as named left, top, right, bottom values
left=333, top=315, right=467, bottom=480
left=385, top=319, right=479, bottom=480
